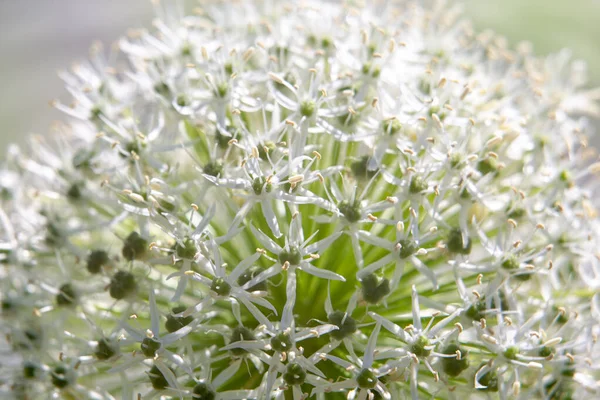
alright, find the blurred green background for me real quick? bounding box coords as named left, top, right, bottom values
left=1, top=0, right=599, bottom=155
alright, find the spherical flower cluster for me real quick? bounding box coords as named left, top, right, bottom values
left=2, top=0, right=600, bottom=399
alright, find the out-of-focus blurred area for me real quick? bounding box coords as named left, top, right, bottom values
left=1, top=0, right=599, bottom=155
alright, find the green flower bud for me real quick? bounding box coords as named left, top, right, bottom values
left=175, top=237, right=197, bottom=259
left=409, top=176, right=428, bottom=194
left=237, top=266, right=268, bottom=292
left=203, top=161, right=223, bottom=177
left=339, top=200, right=362, bottom=223
left=351, top=156, right=378, bottom=180
left=95, top=337, right=118, bottom=360
left=215, top=82, right=229, bottom=98
left=67, top=182, right=83, bottom=201
left=56, top=283, right=77, bottom=306
left=165, top=306, right=194, bottom=333
left=109, top=270, right=137, bottom=300
left=283, top=363, right=307, bottom=386
left=148, top=364, right=172, bottom=390
left=411, top=335, right=431, bottom=358
left=327, top=311, right=358, bottom=340
left=503, top=346, right=519, bottom=360
left=382, top=118, right=402, bottom=135
left=154, top=82, right=171, bottom=97
left=441, top=342, right=469, bottom=377
left=141, top=336, right=162, bottom=358
left=356, top=368, right=378, bottom=389
left=23, top=361, right=40, bottom=379
left=51, top=364, right=75, bottom=389
left=192, top=382, right=217, bottom=400
left=252, top=176, right=270, bottom=195
left=229, top=326, right=255, bottom=356
left=360, top=274, right=390, bottom=304
left=539, top=346, right=554, bottom=358
left=476, top=363, right=498, bottom=392
left=477, top=157, right=498, bottom=175
left=122, top=231, right=148, bottom=261
left=397, top=239, right=417, bottom=259
left=300, top=100, right=316, bottom=117
left=446, top=229, right=472, bottom=255
left=270, top=331, right=293, bottom=352
left=278, top=247, right=302, bottom=266
left=211, top=277, right=232, bottom=297
left=86, top=250, right=109, bottom=274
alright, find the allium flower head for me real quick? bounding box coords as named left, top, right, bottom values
left=2, top=0, right=600, bottom=399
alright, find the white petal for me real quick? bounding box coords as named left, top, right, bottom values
left=162, top=349, right=193, bottom=376
left=203, top=175, right=250, bottom=190
left=229, top=201, right=255, bottom=235
left=261, top=200, right=282, bottom=238
left=192, top=203, right=216, bottom=238
left=346, top=291, right=359, bottom=315
left=289, top=213, right=304, bottom=246
left=293, top=386, right=303, bottom=400
left=410, top=364, right=419, bottom=400
left=350, top=232, right=364, bottom=269
left=263, top=365, right=279, bottom=398
left=149, top=289, right=160, bottom=337
left=304, top=231, right=342, bottom=254
left=243, top=290, right=277, bottom=312
left=155, top=359, right=180, bottom=391
left=210, top=240, right=225, bottom=277
left=325, top=283, right=334, bottom=315
left=278, top=191, right=335, bottom=210
left=171, top=273, right=188, bottom=302
left=300, top=262, right=345, bottom=281
left=427, top=308, right=463, bottom=337
left=295, top=324, right=339, bottom=342
left=358, top=230, right=392, bottom=248
left=369, top=312, right=408, bottom=342
left=213, top=359, right=242, bottom=389
left=221, top=340, right=267, bottom=352
left=309, top=341, right=340, bottom=364
left=316, top=119, right=361, bottom=142
left=120, top=323, right=144, bottom=343
left=241, top=265, right=281, bottom=292
left=162, top=320, right=199, bottom=345
left=410, top=256, right=438, bottom=290
left=238, top=295, right=274, bottom=330
left=325, top=354, right=354, bottom=369
left=374, top=382, right=391, bottom=400
left=183, top=296, right=214, bottom=317
left=108, top=354, right=144, bottom=373
left=282, top=268, right=297, bottom=330
left=189, top=272, right=213, bottom=286
left=219, top=390, right=256, bottom=400
left=230, top=297, right=243, bottom=326
left=357, top=254, right=394, bottom=279
left=230, top=252, right=262, bottom=282
left=363, top=322, right=381, bottom=369
left=298, top=356, right=325, bottom=378
left=250, top=225, right=282, bottom=254
left=311, top=214, right=335, bottom=224
left=411, top=285, right=422, bottom=331
left=311, top=379, right=357, bottom=396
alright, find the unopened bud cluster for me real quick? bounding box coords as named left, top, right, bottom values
left=1, top=0, right=600, bottom=399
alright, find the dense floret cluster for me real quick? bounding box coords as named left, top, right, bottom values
left=2, top=0, right=600, bottom=399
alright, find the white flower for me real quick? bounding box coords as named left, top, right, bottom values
left=370, top=286, right=463, bottom=400
left=2, top=0, right=600, bottom=398
left=312, top=321, right=393, bottom=400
